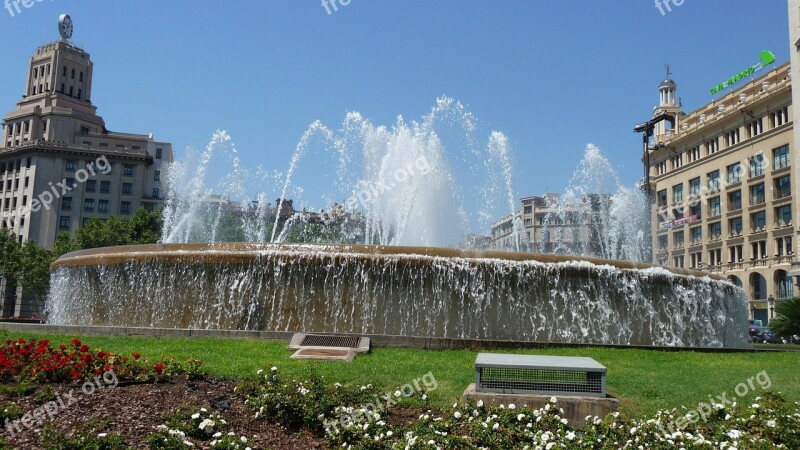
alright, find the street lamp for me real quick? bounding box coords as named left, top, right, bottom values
left=633, top=111, right=672, bottom=197
left=768, top=295, right=775, bottom=320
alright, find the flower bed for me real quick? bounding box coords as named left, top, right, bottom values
left=241, top=367, right=800, bottom=449
left=0, top=337, right=204, bottom=383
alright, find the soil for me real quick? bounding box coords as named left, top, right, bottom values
left=0, top=378, right=331, bottom=449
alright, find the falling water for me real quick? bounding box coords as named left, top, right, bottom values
left=46, top=244, right=750, bottom=348
left=539, top=144, right=650, bottom=262
left=160, top=97, right=521, bottom=248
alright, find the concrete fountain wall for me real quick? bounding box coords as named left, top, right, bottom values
left=46, top=243, right=750, bottom=348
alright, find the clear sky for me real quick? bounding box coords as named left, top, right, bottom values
left=0, top=1, right=791, bottom=221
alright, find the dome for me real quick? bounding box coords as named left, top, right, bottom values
left=659, top=78, right=676, bottom=90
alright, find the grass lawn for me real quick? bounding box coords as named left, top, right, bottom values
left=1, top=330, right=798, bottom=419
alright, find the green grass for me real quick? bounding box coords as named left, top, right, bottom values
left=2, top=330, right=799, bottom=418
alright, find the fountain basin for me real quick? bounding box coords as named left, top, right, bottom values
left=47, top=243, right=750, bottom=348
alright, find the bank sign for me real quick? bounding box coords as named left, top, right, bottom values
left=710, top=50, right=776, bottom=95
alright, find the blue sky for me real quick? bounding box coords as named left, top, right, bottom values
left=0, top=1, right=791, bottom=222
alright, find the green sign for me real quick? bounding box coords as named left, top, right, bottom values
left=710, top=50, right=776, bottom=95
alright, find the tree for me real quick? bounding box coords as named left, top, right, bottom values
left=0, top=230, right=21, bottom=281
left=17, top=240, right=53, bottom=296
left=769, top=297, right=800, bottom=337
left=129, top=207, right=163, bottom=244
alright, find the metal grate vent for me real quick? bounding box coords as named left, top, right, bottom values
left=301, top=334, right=361, bottom=348
left=475, top=353, right=607, bottom=398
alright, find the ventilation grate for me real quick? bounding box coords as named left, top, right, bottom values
left=301, top=334, right=361, bottom=348
left=475, top=353, right=607, bottom=398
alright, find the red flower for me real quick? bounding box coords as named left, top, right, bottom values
left=153, top=363, right=165, bottom=374
left=71, top=339, right=81, bottom=347
left=59, top=344, right=67, bottom=351
left=79, top=345, right=89, bottom=353
left=132, top=353, right=141, bottom=360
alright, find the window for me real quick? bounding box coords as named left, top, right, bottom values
left=673, top=184, right=683, bottom=203
left=658, top=235, right=668, bottom=251
left=689, top=202, right=701, bottom=218
left=724, top=128, right=740, bottom=147
left=775, top=175, right=791, bottom=199
left=657, top=189, right=667, bottom=207
left=709, top=197, right=721, bottom=216
left=120, top=201, right=131, bottom=215
left=98, top=199, right=109, bottom=213
left=65, top=178, right=76, bottom=189
left=709, top=222, right=722, bottom=240
left=152, top=188, right=160, bottom=198
left=84, top=198, right=94, bottom=211
left=776, top=205, right=792, bottom=226
left=749, top=155, right=765, bottom=177
left=65, top=160, right=77, bottom=171
left=770, top=106, right=789, bottom=128
left=673, top=231, right=684, bottom=248
left=68, top=86, right=73, bottom=96
left=774, top=144, right=790, bottom=169
left=71, top=68, right=75, bottom=79
left=690, top=226, right=702, bottom=244
left=687, top=146, right=701, bottom=162
left=79, top=71, right=83, bottom=82
left=728, top=190, right=742, bottom=211
left=122, top=183, right=132, bottom=195
left=751, top=211, right=766, bottom=230
left=83, top=218, right=90, bottom=226
left=689, top=177, right=701, bottom=196
left=86, top=180, right=96, bottom=192
left=59, top=216, right=70, bottom=229
left=156, top=148, right=163, bottom=159
left=123, top=165, right=135, bottom=176
left=154, top=170, right=160, bottom=182
left=750, top=183, right=765, bottom=205
left=705, top=138, right=719, bottom=155
left=707, top=170, right=720, bottom=191
left=728, top=163, right=742, bottom=184
left=729, top=217, right=743, bottom=235
left=61, top=197, right=72, bottom=210
left=100, top=181, right=110, bottom=193
left=80, top=126, right=90, bottom=135
left=656, top=161, right=667, bottom=175
left=671, top=154, right=683, bottom=169
left=62, top=66, right=66, bottom=76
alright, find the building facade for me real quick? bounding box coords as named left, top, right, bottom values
left=0, top=19, right=174, bottom=316
left=646, top=61, right=794, bottom=325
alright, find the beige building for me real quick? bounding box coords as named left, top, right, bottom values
left=646, top=60, right=793, bottom=325
left=0, top=19, right=174, bottom=316
left=490, top=193, right=607, bottom=254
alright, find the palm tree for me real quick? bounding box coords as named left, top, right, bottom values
left=769, top=297, right=800, bottom=337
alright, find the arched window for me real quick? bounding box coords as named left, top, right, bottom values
left=749, top=273, right=767, bottom=300
left=775, top=270, right=793, bottom=299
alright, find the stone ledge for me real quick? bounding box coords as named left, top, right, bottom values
left=462, top=383, right=619, bottom=430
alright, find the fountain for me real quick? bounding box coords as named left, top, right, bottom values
left=46, top=99, right=750, bottom=348
left=539, top=144, right=650, bottom=262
